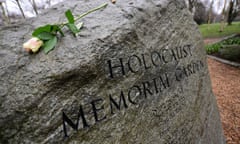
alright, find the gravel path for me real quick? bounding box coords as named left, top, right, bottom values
left=207, top=58, right=240, bottom=144
left=204, top=38, right=222, bottom=45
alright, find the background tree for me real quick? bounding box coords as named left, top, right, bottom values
left=0, top=0, right=9, bottom=25
left=207, top=0, right=214, bottom=25
left=46, top=0, right=51, bottom=7
left=226, top=0, right=240, bottom=25
left=194, top=1, right=207, bottom=24
left=14, top=0, right=25, bottom=18
left=187, top=0, right=197, bottom=13
left=28, top=0, right=38, bottom=15
left=185, top=0, right=208, bottom=25
left=219, top=0, right=227, bottom=32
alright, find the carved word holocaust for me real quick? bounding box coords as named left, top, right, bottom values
left=62, top=45, right=204, bottom=137
left=107, top=45, right=192, bottom=78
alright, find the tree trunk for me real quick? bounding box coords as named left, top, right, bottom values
left=188, top=0, right=197, bottom=14
left=4, top=1, right=10, bottom=23
left=219, top=0, right=227, bottom=32
left=16, top=0, right=25, bottom=18
left=0, top=2, right=9, bottom=25
left=227, top=0, right=234, bottom=25
left=47, top=0, right=51, bottom=6
left=207, top=0, right=214, bottom=27
left=31, top=0, right=38, bottom=15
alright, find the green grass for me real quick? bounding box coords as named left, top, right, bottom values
left=199, top=22, right=240, bottom=38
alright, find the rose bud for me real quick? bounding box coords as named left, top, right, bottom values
left=23, top=37, right=43, bottom=53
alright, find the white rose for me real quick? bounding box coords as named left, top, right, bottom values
left=23, top=37, right=43, bottom=53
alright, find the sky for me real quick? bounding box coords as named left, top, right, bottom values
left=202, top=0, right=232, bottom=14
left=0, top=0, right=231, bottom=18
left=2, top=0, right=64, bottom=17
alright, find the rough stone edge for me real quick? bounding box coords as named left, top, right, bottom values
left=207, top=55, right=240, bottom=68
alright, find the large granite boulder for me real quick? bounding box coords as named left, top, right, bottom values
left=0, top=0, right=225, bottom=143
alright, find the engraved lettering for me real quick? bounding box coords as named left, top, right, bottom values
left=162, top=49, right=171, bottom=63
left=142, top=53, right=152, bottom=70
left=91, top=98, right=107, bottom=123
left=153, top=78, right=159, bottom=94
left=170, top=49, right=178, bottom=61
left=151, top=51, right=162, bottom=67
left=159, top=73, right=170, bottom=91
left=128, top=55, right=142, bottom=73
left=62, top=45, right=204, bottom=137
left=62, top=105, right=89, bottom=137
left=109, top=91, right=128, bottom=114
left=175, top=67, right=183, bottom=81
left=107, top=58, right=125, bottom=79
left=128, top=85, right=142, bottom=104
left=142, top=81, right=153, bottom=98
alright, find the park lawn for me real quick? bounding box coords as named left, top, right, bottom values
left=199, top=22, right=240, bottom=38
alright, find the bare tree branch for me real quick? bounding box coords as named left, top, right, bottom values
left=15, top=0, right=25, bottom=18
left=31, top=0, right=38, bottom=15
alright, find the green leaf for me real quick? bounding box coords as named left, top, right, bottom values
left=32, top=25, right=52, bottom=37
left=67, top=23, right=80, bottom=36
left=37, top=32, right=55, bottom=40
left=43, top=36, right=57, bottom=54
left=65, top=9, right=75, bottom=24
left=58, top=29, right=64, bottom=36
left=52, top=25, right=64, bottom=36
